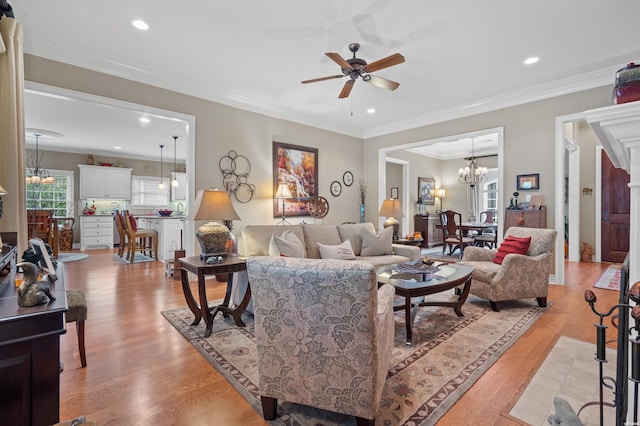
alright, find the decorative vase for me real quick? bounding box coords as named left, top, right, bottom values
left=360, top=204, right=365, bottom=223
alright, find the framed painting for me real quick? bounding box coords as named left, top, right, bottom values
left=273, top=142, right=318, bottom=217
left=517, top=173, right=540, bottom=190
left=390, top=187, right=399, bottom=199
left=418, top=177, right=435, bottom=205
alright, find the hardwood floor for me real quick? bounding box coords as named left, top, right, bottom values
left=58, top=249, right=620, bottom=425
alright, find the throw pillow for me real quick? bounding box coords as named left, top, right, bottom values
left=493, top=235, right=532, bottom=265
left=268, top=230, right=305, bottom=258
left=317, top=240, right=357, bottom=260
left=360, top=226, right=393, bottom=256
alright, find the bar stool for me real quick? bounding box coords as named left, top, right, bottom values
left=66, top=290, right=87, bottom=367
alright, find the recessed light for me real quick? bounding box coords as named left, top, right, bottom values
left=132, top=20, right=149, bottom=31
left=139, top=117, right=150, bottom=123
left=367, top=108, right=376, bottom=114
left=524, top=57, right=539, bottom=65
left=114, top=146, right=122, bottom=150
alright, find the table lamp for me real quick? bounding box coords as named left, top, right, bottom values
left=378, top=199, right=403, bottom=239
left=275, top=183, right=292, bottom=225
left=187, top=189, right=240, bottom=259
left=437, top=188, right=446, bottom=212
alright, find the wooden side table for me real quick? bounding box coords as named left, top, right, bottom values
left=179, top=256, right=249, bottom=338
left=394, top=238, right=423, bottom=247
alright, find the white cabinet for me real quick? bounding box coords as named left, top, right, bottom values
left=170, top=172, right=187, bottom=201
left=79, top=165, right=132, bottom=199
left=80, top=215, right=115, bottom=250
left=137, top=217, right=184, bottom=261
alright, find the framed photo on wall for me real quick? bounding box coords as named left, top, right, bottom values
left=516, top=173, right=540, bottom=190
left=418, top=177, right=435, bottom=205
left=273, top=142, right=318, bottom=217
left=390, top=187, right=399, bottom=199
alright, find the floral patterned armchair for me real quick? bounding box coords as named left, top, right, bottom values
left=459, top=227, right=557, bottom=311
left=246, top=256, right=395, bottom=425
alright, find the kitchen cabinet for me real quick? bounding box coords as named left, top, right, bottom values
left=137, top=217, right=184, bottom=261
left=503, top=206, right=547, bottom=234
left=170, top=172, right=187, bottom=201
left=80, top=215, right=115, bottom=250
left=414, top=214, right=443, bottom=248
left=79, top=164, right=132, bottom=199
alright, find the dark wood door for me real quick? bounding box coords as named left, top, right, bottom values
left=601, top=152, right=630, bottom=263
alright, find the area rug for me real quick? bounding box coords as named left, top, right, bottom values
left=594, top=264, right=621, bottom=291
left=509, top=336, right=616, bottom=426
left=162, top=293, right=548, bottom=425
left=118, top=253, right=156, bottom=264
left=57, top=253, right=90, bottom=263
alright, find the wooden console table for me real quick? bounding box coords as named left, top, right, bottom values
left=0, top=240, right=68, bottom=426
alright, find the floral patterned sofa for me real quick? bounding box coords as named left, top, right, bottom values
left=247, top=256, right=396, bottom=425
left=458, top=226, right=558, bottom=311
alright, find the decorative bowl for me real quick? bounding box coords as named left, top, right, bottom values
left=99, top=162, right=113, bottom=167
left=157, top=210, right=173, bottom=217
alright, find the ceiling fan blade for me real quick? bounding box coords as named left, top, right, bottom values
left=364, top=75, right=400, bottom=91
left=301, top=75, right=344, bottom=84
left=363, top=53, right=405, bottom=73
left=338, top=80, right=355, bottom=98
left=326, top=52, right=353, bottom=70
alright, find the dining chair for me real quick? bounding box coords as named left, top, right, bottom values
left=27, top=209, right=54, bottom=247
left=440, top=210, right=474, bottom=258
left=122, top=210, right=158, bottom=263
left=474, top=210, right=498, bottom=248
left=113, top=210, right=127, bottom=257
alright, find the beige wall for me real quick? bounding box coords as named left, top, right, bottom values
left=363, top=86, right=614, bottom=235
left=13, top=54, right=616, bottom=262
left=22, top=55, right=364, bottom=237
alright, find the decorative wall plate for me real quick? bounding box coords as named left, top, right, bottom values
left=308, top=196, right=329, bottom=219
left=330, top=181, right=342, bottom=197
left=343, top=171, right=354, bottom=186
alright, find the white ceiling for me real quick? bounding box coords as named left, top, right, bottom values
left=12, top=0, right=640, bottom=161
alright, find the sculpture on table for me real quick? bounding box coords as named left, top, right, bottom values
left=16, top=262, right=57, bottom=308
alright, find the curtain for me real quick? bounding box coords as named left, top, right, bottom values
left=0, top=11, right=28, bottom=253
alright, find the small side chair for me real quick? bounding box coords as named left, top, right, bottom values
left=65, top=290, right=87, bottom=367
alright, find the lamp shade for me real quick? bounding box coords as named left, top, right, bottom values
left=377, top=199, right=403, bottom=218
left=187, top=189, right=241, bottom=259
left=187, top=189, right=240, bottom=221
left=437, top=188, right=446, bottom=199
left=0, top=185, right=7, bottom=196
left=275, top=183, right=292, bottom=199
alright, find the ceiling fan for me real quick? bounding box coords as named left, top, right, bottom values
left=301, top=43, right=405, bottom=98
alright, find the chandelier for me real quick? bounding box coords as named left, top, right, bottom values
left=458, top=139, right=488, bottom=186
left=26, top=133, right=55, bottom=184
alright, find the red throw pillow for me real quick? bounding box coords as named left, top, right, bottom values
left=492, top=235, right=531, bottom=265
left=128, top=214, right=138, bottom=231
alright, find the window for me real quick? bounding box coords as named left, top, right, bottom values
left=482, top=179, right=498, bottom=222
left=131, top=175, right=170, bottom=207
left=26, top=169, right=75, bottom=217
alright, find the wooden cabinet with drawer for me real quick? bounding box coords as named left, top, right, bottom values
left=413, top=214, right=443, bottom=248
left=80, top=215, right=115, bottom=250
left=503, top=206, right=547, bottom=234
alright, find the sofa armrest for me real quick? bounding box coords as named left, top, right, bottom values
left=462, top=246, right=497, bottom=262
left=392, top=244, right=420, bottom=261
left=490, top=252, right=552, bottom=297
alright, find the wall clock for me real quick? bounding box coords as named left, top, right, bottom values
left=330, top=180, right=342, bottom=197
left=343, top=171, right=354, bottom=186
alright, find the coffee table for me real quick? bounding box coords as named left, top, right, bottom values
left=377, top=261, right=474, bottom=347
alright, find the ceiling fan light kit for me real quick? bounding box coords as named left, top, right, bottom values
left=302, top=43, right=405, bottom=98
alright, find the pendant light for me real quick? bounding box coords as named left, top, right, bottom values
left=26, top=133, right=56, bottom=185
left=158, top=144, right=166, bottom=189
left=171, top=136, right=179, bottom=188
